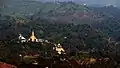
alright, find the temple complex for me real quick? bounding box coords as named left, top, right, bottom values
left=18, top=31, right=66, bottom=55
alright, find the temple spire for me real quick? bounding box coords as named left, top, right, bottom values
left=32, top=30, right=35, bottom=36
left=28, top=30, right=37, bottom=42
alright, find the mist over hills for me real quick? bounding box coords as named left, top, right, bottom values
left=0, top=0, right=106, bottom=24
left=1, top=0, right=120, bottom=7
left=38, top=0, right=120, bottom=7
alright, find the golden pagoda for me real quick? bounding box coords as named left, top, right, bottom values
left=53, top=43, right=65, bottom=54
left=28, top=31, right=38, bottom=42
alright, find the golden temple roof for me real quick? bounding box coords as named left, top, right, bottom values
left=55, top=43, right=65, bottom=54
left=28, top=31, right=37, bottom=42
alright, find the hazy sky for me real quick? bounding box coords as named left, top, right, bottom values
left=0, top=0, right=120, bottom=7
left=38, top=0, right=119, bottom=6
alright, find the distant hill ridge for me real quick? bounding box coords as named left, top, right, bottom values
left=0, top=1, right=105, bottom=24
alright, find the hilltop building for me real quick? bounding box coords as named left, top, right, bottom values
left=18, top=34, right=27, bottom=43
left=53, top=43, right=65, bottom=54
left=18, top=30, right=45, bottom=43
left=28, top=31, right=38, bottom=42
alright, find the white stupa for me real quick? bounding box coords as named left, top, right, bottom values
left=18, top=34, right=27, bottom=43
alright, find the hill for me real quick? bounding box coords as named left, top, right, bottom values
left=90, top=6, right=120, bottom=41
left=0, top=1, right=104, bottom=24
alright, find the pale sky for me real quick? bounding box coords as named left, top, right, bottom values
left=0, top=0, right=120, bottom=7
left=38, top=0, right=119, bottom=6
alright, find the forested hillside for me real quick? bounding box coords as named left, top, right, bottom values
left=1, top=1, right=120, bottom=68
left=1, top=1, right=120, bottom=49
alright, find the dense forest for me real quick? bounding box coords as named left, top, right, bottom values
left=1, top=1, right=120, bottom=68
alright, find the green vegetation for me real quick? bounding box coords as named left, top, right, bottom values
left=1, top=1, right=120, bottom=67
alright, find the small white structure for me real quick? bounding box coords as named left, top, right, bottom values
left=32, top=61, right=38, bottom=65
left=45, top=40, right=50, bottom=43
left=37, top=39, right=44, bottom=42
left=45, top=67, right=48, bottom=68
left=18, top=34, right=27, bottom=43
